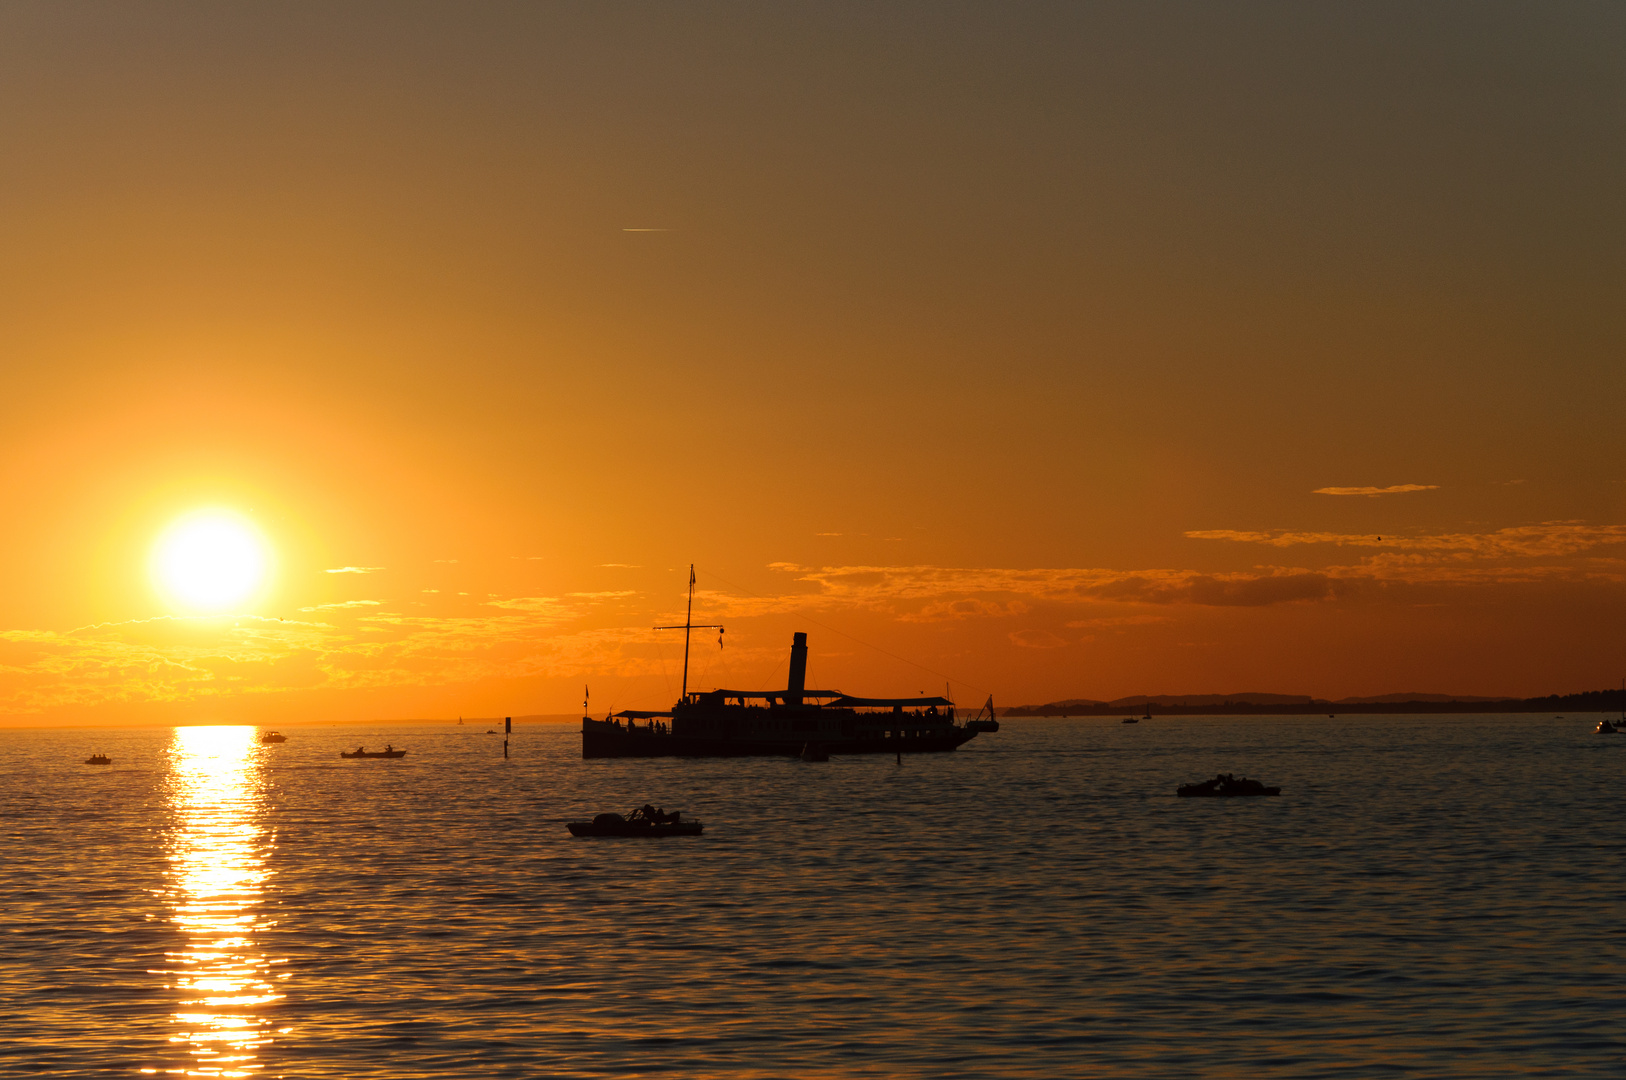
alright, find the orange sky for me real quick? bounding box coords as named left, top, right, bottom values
left=2, top=3, right=1624, bottom=725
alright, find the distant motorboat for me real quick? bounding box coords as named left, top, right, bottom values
left=340, top=746, right=406, bottom=759
left=84, top=754, right=111, bottom=766
left=1122, top=717, right=1138, bottom=724
left=258, top=731, right=287, bottom=744
left=1606, top=678, right=1626, bottom=734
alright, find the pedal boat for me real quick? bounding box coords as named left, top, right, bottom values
left=567, top=811, right=703, bottom=837
left=1177, top=773, right=1280, bottom=797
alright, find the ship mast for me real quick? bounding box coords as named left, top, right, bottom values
left=654, top=564, right=724, bottom=702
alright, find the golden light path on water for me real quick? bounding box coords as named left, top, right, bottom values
left=148, top=726, right=284, bottom=1078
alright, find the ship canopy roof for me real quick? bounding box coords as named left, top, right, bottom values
left=832, top=695, right=955, bottom=709
left=687, top=690, right=955, bottom=708
left=612, top=710, right=672, bottom=719
left=707, top=688, right=846, bottom=700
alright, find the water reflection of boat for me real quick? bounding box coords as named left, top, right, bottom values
left=567, top=809, right=703, bottom=837
left=1177, top=773, right=1280, bottom=797
left=258, top=731, right=287, bottom=744
left=85, top=753, right=111, bottom=765
left=339, top=746, right=406, bottom=759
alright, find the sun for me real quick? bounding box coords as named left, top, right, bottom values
left=151, top=510, right=273, bottom=613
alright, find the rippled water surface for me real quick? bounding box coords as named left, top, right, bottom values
left=3, top=715, right=1624, bottom=1078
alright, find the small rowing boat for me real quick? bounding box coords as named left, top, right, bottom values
left=340, top=746, right=406, bottom=759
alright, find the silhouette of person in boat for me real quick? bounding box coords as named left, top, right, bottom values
left=638, top=803, right=681, bottom=824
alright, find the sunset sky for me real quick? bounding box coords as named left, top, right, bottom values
left=2, top=2, right=1623, bottom=725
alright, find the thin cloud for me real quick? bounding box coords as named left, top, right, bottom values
left=484, top=596, right=571, bottom=615
left=6, top=542, right=1625, bottom=716
left=325, top=566, right=383, bottom=574
left=597, top=563, right=642, bottom=568
left=1010, top=629, right=1068, bottom=649
left=899, top=598, right=1029, bottom=623
left=1313, top=484, right=1439, bottom=497
left=1065, top=614, right=1172, bottom=628
left=1186, top=522, right=1626, bottom=557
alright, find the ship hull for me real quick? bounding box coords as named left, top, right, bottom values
left=582, top=725, right=976, bottom=759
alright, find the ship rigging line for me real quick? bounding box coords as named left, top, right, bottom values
left=695, top=565, right=990, bottom=699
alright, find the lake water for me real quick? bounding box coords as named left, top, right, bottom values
left=2, top=714, right=1622, bottom=1078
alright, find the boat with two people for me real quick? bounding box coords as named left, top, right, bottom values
left=1177, top=773, right=1280, bottom=797
left=1598, top=679, right=1625, bottom=733
left=581, top=568, right=999, bottom=759
left=84, top=753, right=111, bottom=766
left=567, top=804, right=703, bottom=837
left=258, top=731, right=287, bottom=744
left=340, top=745, right=407, bottom=759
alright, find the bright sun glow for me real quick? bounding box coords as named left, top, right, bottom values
left=152, top=511, right=272, bottom=613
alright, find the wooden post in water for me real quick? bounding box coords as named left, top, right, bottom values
left=504, top=716, right=511, bottom=759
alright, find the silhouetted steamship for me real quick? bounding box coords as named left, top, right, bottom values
left=580, top=568, right=997, bottom=759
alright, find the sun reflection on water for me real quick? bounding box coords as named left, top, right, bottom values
left=157, top=726, right=281, bottom=1077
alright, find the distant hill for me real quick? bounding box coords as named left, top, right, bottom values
left=1001, top=688, right=1625, bottom=716
left=1108, top=693, right=1317, bottom=708
left=1332, top=693, right=1514, bottom=705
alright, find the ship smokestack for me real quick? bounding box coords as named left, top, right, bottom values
left=786, top=632, right=808, bottom=706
